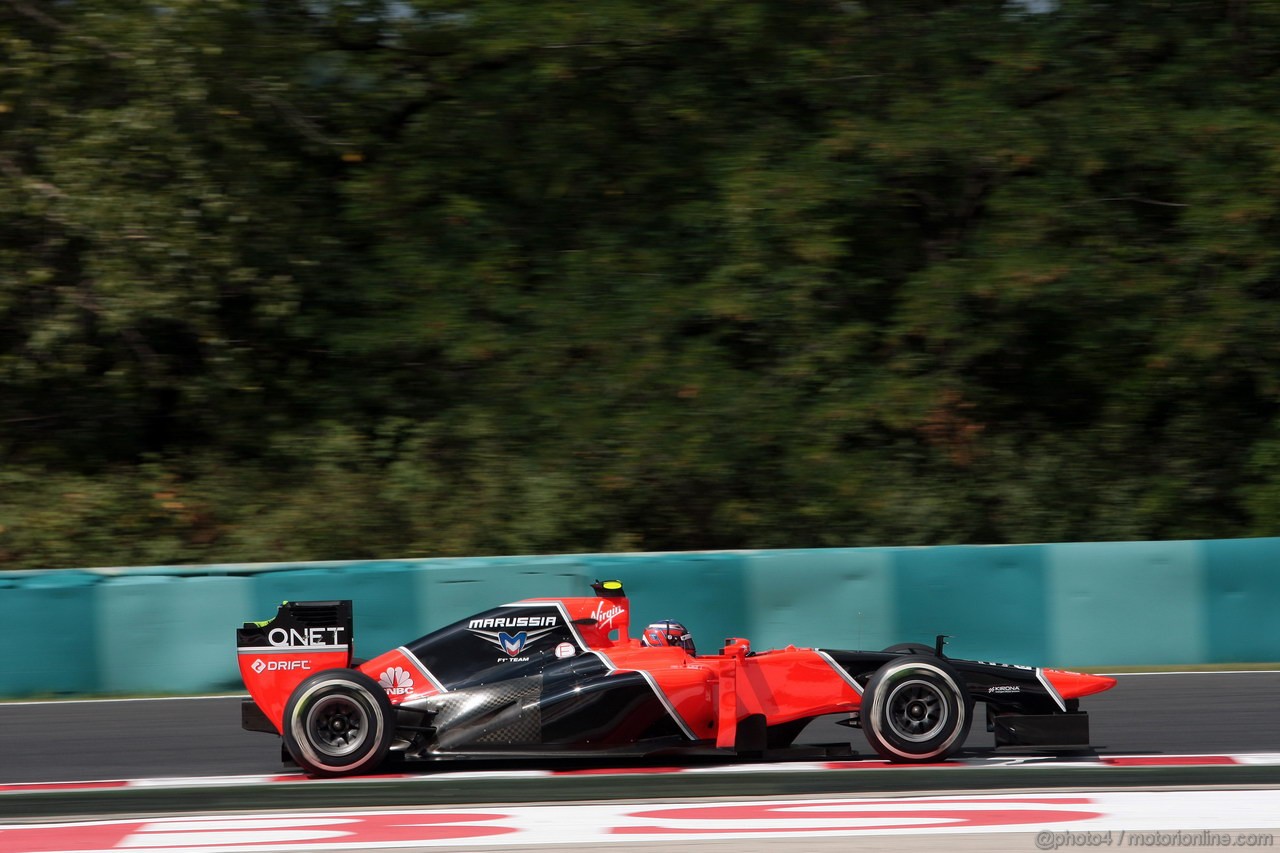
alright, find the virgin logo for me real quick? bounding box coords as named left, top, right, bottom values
left=592, top=601, right=625, bottom=629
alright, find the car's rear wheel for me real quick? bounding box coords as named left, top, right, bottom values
left=862, top=655, right=972, bottom=763
left=283, top=669, right=394, bottom=777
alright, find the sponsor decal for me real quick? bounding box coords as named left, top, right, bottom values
left=975, top=660, right=1034, bottom=671
left=591, top=601, right=625, bottom=630
left=251, top=659, right=311, bottom=673
left=378, top=666, right=414, bottom=696
left=470, top=625, right=559, bottom=658
left=468, top=615, right=557, bottom=629
left=267, top=626, right=345, bottom=647
left=555, top=642, right=576, bottom=659
left=988, top=685, right=1021, bottom=694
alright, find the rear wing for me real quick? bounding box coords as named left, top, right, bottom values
left=237, top=600, right=355, bottom=733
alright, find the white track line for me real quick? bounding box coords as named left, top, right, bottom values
left=1097, top=670, right=1280, bottom=676
left=2, top=791, right=1279, bottom=850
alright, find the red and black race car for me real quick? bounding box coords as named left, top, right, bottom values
left=237, top=580, right=1116, bottom=777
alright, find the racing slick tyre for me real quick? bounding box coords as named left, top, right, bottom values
left=862, top=654, right=973, bottom=763
left=282, top=669, right=395, bottom=778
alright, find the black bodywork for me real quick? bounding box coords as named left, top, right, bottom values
left=240, top=597, right=1104, bottom=770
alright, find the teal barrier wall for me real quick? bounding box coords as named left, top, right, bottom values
left=249, top=561, right=423, bottom=663
left=97, top=575, right=254, bottom=693
left=1203, top=537, right=1280, bottom=663
left=894, top=544, right=1049, bottom=667
left=0, top=571, right=100, bottom=695
left=742, top=548, right=896, bottom=652
left=410, top=556, right=588, bottom=631
left=1045, top=540, right=1207, bottom=667
left=0, top=537, right=1278, bottom=697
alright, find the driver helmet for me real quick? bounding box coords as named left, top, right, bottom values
left=641, top=620, right=696, bottom=655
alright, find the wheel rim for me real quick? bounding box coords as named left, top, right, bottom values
left=305, top=693, right=370, bottom=757
left=884, top=678, right=949, bottom=742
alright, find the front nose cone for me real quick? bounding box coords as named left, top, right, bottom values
left=1042, top=669, right=1118, bottom=699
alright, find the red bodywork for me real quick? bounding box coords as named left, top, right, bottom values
left=240, top=592, right=1115, bottom=749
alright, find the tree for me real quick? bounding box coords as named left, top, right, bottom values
left=3, top=0, right=1280, bottom=569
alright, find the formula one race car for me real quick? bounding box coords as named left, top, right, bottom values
left=236, top=580, right=1116, bottom=777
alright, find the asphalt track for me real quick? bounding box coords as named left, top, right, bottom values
left=3, top=674, right=1279, bottom=853
left=2, top=671, right=1278, bottom=784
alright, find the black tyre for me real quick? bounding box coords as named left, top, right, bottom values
left=282, top=669, right=395, bottom=777
left=862, top=654, right=972, bottom=763
left=882, top=642, right=935, bottom=655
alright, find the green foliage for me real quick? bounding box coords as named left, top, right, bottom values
left=3, top=0, right=1280, bottom=569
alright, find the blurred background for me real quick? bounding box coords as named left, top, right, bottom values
left=3, top=0, right=1280, bottom=571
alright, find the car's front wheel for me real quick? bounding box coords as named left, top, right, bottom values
left=861, top=655, right=972, bottom=763
left=283, top=669, right=394, bottom=777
